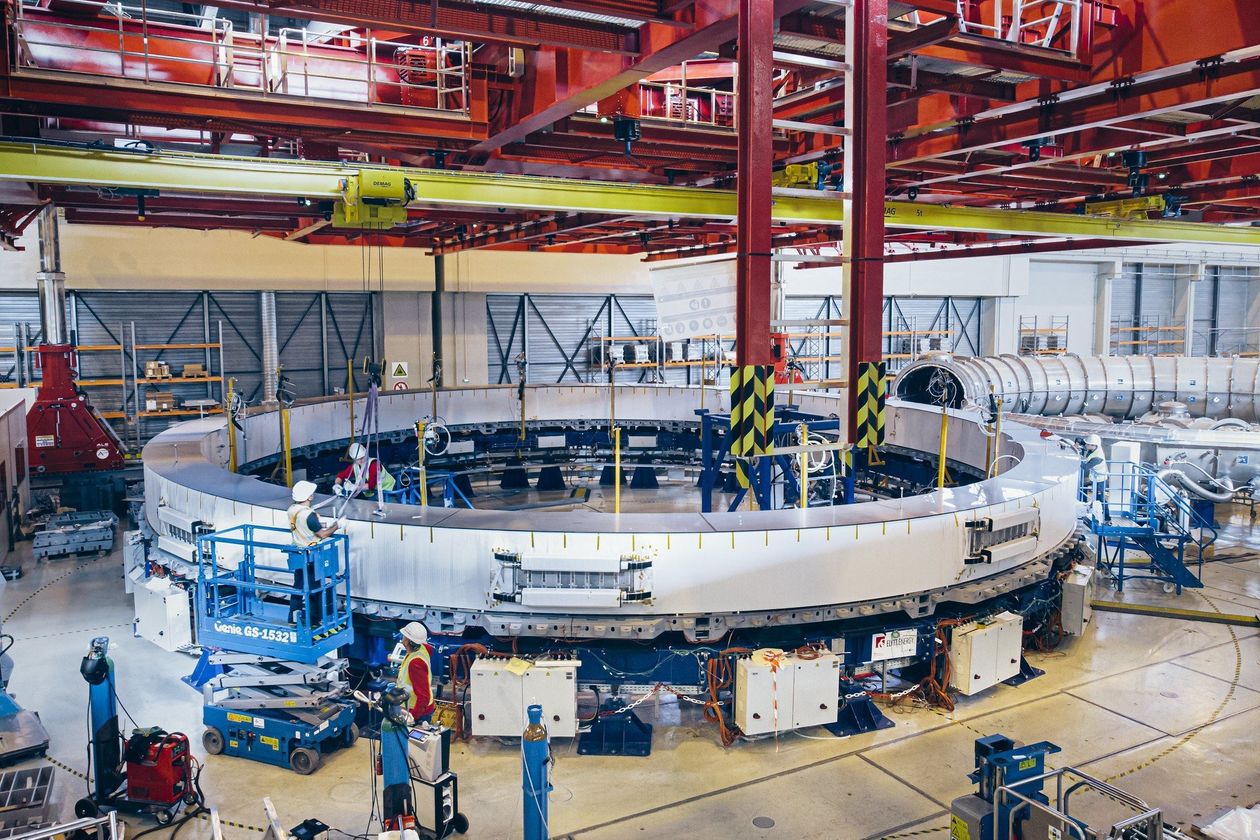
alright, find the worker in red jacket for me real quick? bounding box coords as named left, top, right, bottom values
left=335, top=442, right=388, bottom=517
left=396, top=622, right=436, bottom=723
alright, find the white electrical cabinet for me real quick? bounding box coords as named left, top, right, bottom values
left=949, top=612, right=1024, bottom=696
left=469, top=658, right=580, bottom=738
left=1060, top=564, right=1094, bottom=636
left=132, top=577, right=193, bottom=653
left=735, top=652, right=840, bottom=736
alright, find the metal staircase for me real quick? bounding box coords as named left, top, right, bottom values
left=1086, top=462, right=1217, bottom=594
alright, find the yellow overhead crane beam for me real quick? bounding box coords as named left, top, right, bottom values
left=4, top=141, right=1260, bottom=247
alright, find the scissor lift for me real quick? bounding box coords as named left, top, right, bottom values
left=190, top=525, right=357, bottom=774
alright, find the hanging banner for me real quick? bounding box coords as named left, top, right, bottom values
left=648, top=259, right=737, bottom=341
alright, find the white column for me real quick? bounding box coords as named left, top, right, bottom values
left=1174, top=263, right=1202, bottom=356
left=1094, top=259, right=1120, bottom=354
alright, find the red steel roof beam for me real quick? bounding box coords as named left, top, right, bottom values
left=469, top=0, right=812, bottom=156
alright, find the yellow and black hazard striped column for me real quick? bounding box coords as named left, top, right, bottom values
left=855, top=361, right=887, bottom=450
left=729, top=365, right=775, bottom=489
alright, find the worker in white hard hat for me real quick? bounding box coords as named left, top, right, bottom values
left=1080, top=434, right=1111, bottom=523
left=287, top=480, right=346, bottom=625
left=334, top=442, right=390, bottom=517
left=396, top=621, right=436, bottom=724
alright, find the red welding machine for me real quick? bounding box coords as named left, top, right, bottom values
left=122, top=729, right=193, bottom=806
left=27, top=345, right=124, bottom=474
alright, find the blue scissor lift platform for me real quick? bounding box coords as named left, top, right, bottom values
left=190, top=525, right=358, bottom=775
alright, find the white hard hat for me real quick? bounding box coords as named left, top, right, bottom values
left=348, top=442, right=367, bottom=460
left=400, top=621, right=428, bottom=645
left=292, top=480, right=318, bottom=502
left=1085, top=434, right=1102, bottom=449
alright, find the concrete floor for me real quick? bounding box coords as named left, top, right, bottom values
left=3, top=508, right=1259, bottom=839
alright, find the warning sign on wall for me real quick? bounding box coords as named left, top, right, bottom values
left=390, top=360, right=409, bottom=389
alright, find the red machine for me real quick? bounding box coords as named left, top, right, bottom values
left=27, top=345, right=125, bottom=474
left=27, top=207, right=125, bottom=475
left=122, top=729, right=193, bottom=807
left=771, top=332, right=805, bottom=385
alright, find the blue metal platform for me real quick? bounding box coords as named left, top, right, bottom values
left=196, top=525, right=353, bottom=662
left=1086, top=463, right=1216, bottom=594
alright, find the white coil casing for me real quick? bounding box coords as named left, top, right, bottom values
left=896, top=354, right=1260, bottom=421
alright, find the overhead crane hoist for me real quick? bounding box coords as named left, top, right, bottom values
left=333, top=171, right=416, bottom=229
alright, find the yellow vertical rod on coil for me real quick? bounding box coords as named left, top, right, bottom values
left=613, top=425, right=622, bottom=514
left=798, top=422, right=808, bottom=510
left=519, top=390, right=526, bottom=442
left=984, top=384, right=995, bottom=474
left=609, top=363, right=617, bottom=431
left=226, top=377, right=238, bottom=473
left=937, top=407, right=949, bottom=490
left=991, top=398, right=1003, bottom=477
left=281, top=405, right=294, bottom=488
left=416, top=420, right=428, bottom=508
left=346, top=359, right=356, bottom=442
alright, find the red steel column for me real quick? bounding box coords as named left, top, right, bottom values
left=734, top=0, right=774, bottom=366
left=847, top=0, right=888, bottom=439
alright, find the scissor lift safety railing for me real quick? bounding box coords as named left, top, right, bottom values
left=1085, top=462, right=1216, bottom=594
left=196, top=525, right=352, bottom=664
left=994, top=766, right=1172, bottom=840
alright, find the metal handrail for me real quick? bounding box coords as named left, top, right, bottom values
left=953, top=0, right=1083, bottom=55
left=12, top=813, right=121, bottom=840
left=12, top=0, right=471, bottom=116
left=995, top=766, right=1163, bottom=840
left=1086, top=459, right=1218, bottom=571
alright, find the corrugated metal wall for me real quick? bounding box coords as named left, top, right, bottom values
left=487, top=293, right=982, bottom=382
left=1193, top=266, right=1257, bottom=356
left=1111, top=263, right=1182, bottom=355
left=486, top=294, right=688, bottom=385
left=0, top=290, right=375, bottom=445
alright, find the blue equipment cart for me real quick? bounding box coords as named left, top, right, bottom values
left=192, top=525, right=358, bottom=774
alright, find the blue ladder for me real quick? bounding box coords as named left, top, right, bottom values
left=1086, top=462, right=1216, bottom=593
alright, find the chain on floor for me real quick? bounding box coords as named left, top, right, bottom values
left=4, top=560, right=92, bottom=623
left=1104, top=591, right=1243, bottom=784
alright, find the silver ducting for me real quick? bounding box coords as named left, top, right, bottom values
left=36, top=205, right=68, bottom=347
left=896, top=354, right=1260, bottom=421
left=1157, top=467, right=1237, bottom=503
left=259, top=291, right=278, bottom=403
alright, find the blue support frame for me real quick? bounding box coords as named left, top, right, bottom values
left=385, top=467, right=475, bottom=508
left=697, top=409, right=844, bottom=512
left=1084, top=462, right=1216, bottom=593
left=196, top=525, right=353, bottom=663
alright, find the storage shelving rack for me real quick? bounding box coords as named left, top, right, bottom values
left=1018, top=315, right=1070, bottom=356
left=883, top=326, right=952, bottom=368
left=129, top=321, right=226, bottom=448
left=1110, top=317, right=1185, bottom=356
left=0, top=321, right=227, bottom=452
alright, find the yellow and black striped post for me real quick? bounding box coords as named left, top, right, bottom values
left=729, top=365, right=775, bottom=494
left=855, top=361, right=886, bottom=451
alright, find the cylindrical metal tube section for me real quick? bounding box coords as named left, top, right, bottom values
left=895, top=354, right=1260, bottom=421
left=37, top=205, right=60, bottom=274
left=260, top=291, right=279, bottom=403
left=36, top=206, right=68, bottom=346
